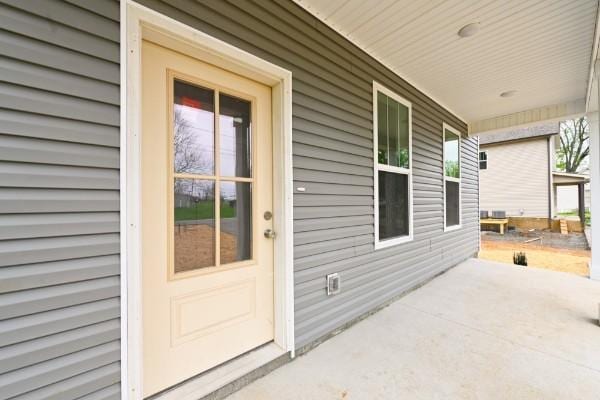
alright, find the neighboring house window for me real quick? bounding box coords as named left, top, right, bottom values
left=479, top=151, right=487, bottom=170
left=373, top=82, right=412, bottom=248
left=443, top=123, right=461, bottom=230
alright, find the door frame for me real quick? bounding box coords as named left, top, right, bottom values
left=120, top=2, right=294, bottom=398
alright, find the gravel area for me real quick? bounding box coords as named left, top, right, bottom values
left=481, top=230, right=589, bottom=250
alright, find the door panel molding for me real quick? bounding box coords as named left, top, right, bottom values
left=121, top=2, right=294, bottom=398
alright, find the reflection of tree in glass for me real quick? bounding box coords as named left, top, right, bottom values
left=173, top=109, right=211, bottom=174
left=445, top=160, right=459, bottom=178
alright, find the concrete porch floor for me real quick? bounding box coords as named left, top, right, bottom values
left=228, top=258, right=600, bottom=399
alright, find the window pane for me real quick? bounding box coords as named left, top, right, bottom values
left=377, top=92, right=409, bottom=168
left=220, top=94, right=251, bottom=177
left=174, top=179, right=215, bottom=273
left=446, top=180, right=460, bottom=227
left=173, top=80, right=214, bottom=175
left=444, top=129, right=460, bottom=178
left=377, top=92, right=388, bottom=164
left=220, top=182, right=252, bottom=264
left=388, top=97, right=399, bottom=167
left=397, top=101, right=409, bottom=169
left=378, top=171, right=409, bottom=240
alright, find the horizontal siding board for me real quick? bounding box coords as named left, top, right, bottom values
left=293, top=91, right=371, bottom=130
left=0, top=233, right=119, bottom=267
left=0, top=255, right=120, bottom=293
left=294, top=234, right=373, bottom=259
left=0, top=162, right=119, bottom=190
left=293, top=80, right=372, bottom=121
left=4, top=0, right=120, bottom=42
left=0, top=109, right=119, bottom=147
left=293, top=156, right=371, bottom=177
left=293, top=130, right=371, bottom=158
left=15, top=364, right=120, bottom=400
left=0, top=276, right=120, bottom=319
left=294, top=225, right=373, bottom=246
left=0, top=341, right=119, bottom=399
left=0, top=82, right=119, bottom=126
left=293, top=116, right=372, bottom=148
left=294, top=205, right=372, bottom=219
left=294, top=215, right=372, bottom=233
left=0, top=189, right=119, bottom=213
left=293, top=143, right=372, bottom=167
left=0, top=56, right=119, bottom=106
left=64, top=0, right=120, bottom=22
left=0, top=134, right=119, bottom=168
left=0, top=298, right=120, bottom=348
left=293, top=169, right=372, bottom=186
left=293, top=181, right=372, bottom=196
left=0, top=319, right=119, bottom=374
left=294, top=244, right=373, bottom=271
left=0, top=30, right=118, bottom=84
left=293, top=194, right=373, bottom=207
left=0, top=3, right=119, bottom=62
left=0, top=212, right=119, bottom=241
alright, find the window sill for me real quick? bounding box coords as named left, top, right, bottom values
left=444, top=224, right=462, bottom=232
left=375, top=235, right=413, bottom=250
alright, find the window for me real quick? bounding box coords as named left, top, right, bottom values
left=373, top=82, right=412, bottom=248
left=443, top=123, right=461, bottom=230
left=479, top=151, right=487, bottom=170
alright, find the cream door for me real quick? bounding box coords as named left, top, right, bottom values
left=141, top=40, right=274, bottom=397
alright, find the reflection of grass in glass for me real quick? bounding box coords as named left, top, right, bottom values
left=175, top=200, right=234, bottom=221
left=445, top=160, right=459, bottom=178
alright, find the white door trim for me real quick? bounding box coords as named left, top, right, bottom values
left=120, top=2, right=294, bottom=398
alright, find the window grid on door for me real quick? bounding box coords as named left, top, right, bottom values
left=168, top=71, right=256, bottom=279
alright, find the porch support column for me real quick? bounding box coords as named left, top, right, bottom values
left=577, top=182, right=585, bottom=230
left=588, top=107, right=600, bottom=280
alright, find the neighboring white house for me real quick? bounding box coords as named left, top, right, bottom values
left=480, top=123, right=589, bottom=223
left=479, top=123, right=557, bottom=218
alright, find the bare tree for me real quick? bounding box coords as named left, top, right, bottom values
left=173, top=108, right=213, bottom=202
left=556, top=117, right=589, bottom=173
left=174, top=108, right=208, bottom=173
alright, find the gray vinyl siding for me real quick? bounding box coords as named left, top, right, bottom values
left=138, top=0, right=479, bottom=348
left=0, top=0, right=120, bottom=399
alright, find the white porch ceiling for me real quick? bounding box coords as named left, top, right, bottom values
left=294, top=0, right=598, bottom=125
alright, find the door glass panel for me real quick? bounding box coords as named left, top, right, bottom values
left=220, top=94, right=251, bottom=177
left=174, top=179, right=215, bottom=272
left=220, top=181, right=252, bottom=264
left=173, top=80, right=215, bottom=175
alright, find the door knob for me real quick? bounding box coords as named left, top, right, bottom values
left=264, top=229, right=276, bottom=239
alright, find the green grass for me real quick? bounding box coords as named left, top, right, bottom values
left=557, top=210, right=591, bottom=226
left=175, top=200, right=235, bottom=221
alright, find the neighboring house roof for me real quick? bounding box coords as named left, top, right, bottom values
left=479, top=122, right=559, bottom=145
left=552, top=171, right=590, bottom=185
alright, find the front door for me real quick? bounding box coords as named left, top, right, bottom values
left=141, top=40, right=274, bottom=397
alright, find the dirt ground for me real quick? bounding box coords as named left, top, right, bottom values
left=174, top=224, right=238, bottom=272
left=479, top=239, right=591, bottom=277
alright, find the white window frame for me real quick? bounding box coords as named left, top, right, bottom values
left=373, top=81, right=413, bottom=249
left=443, top=123, right=462, bottom=231
left=479, top=150, right=488, bottom=170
